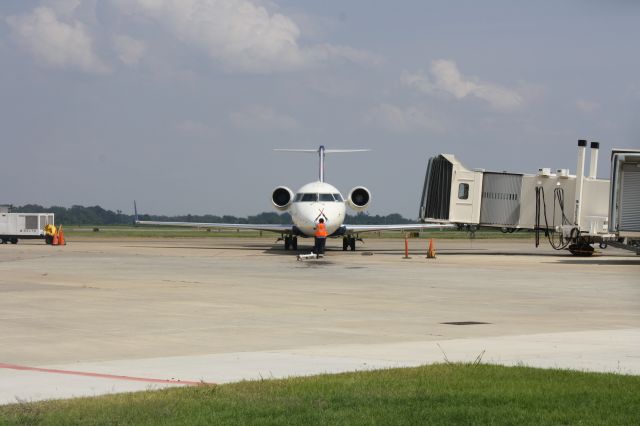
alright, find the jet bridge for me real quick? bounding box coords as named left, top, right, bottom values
left=419, top=140, right=616, bottom=255
left=607, top=149, right=640, bottom=253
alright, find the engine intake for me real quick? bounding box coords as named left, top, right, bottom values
left=347, top=186, right=371, bottom=211
left=272, top=186, right=294, bottom=211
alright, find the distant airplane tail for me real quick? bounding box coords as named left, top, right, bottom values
left=274, top=145, right=370, bottom=182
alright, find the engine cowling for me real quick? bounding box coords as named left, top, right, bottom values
left=347, top=186, right=371, bottom=211
left=272, top=186, right=294, bottom=211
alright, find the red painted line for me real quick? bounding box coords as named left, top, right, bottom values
left=0, top=362, right=213, bottom=386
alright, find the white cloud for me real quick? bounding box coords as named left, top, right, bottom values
left=230, top=106, right=301, bottom=132
left=306, top=44, right=382, bottom=66
left=113, top=35, right=146, bottom=66
left=45, top=0, right=82, bottom=18
left=5, top=6, right=107, bottom=73
left=111, top=0, right=377, bottom=72
left=403, top=60, right=523, bottom=110
left=575, top=99, right=600, bottom=113
left=5, top=0, right=376, bottom=75
left=401, top=71, right=433, bottom=95
left=363, top=103, right=441, bottom=133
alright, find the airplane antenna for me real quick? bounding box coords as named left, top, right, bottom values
left=274, top=146, right=370, bottom=182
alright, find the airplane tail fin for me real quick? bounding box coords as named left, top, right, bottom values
left=133, top=200, right=139, bottom=225
left=274, top=146, right=370, bottom=182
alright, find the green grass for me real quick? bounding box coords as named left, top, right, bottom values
left=63, top=226, right=534, bottom=240
left=1, top=364, right=638, bottom=425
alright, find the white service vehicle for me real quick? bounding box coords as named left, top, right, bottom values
left=0, top=206, right=54, bottom=244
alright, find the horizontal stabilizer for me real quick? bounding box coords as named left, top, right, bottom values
left=275, top=146, right=370, bottom=182
left=274, top=149, right=370, bottom=154
left=273, top=149, right=318, bottom=153
left=324, top=149, right=370, bottom=153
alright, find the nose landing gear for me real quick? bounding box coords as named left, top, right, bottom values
left=283, top=236, right=298, bottom=250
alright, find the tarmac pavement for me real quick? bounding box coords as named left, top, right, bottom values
left=1, top=237, right=638, bottom=404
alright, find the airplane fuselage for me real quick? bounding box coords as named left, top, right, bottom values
left=288, top=181, right=346, bottom=237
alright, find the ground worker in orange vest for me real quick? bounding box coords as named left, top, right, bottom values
left=314, top=218, right=328, bottom=255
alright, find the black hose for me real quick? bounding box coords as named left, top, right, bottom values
left=535, top=187, right=540, bottom=247
left=536, top=186, right=573, bottom=251
left=554, top=187, right=572, bottom=225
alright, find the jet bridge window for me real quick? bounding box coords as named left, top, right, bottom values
left=319, top=194, right=335, bottom=202
left=458, top=183, right=469, bottom=200
left=300, top=193, right=318, bottom=202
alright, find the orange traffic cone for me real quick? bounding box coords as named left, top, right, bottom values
left=427, top=239, right=436, bottom=259
left=58, top=225, right=65, bottom=245
left=52, top=232, right=59, bottom=246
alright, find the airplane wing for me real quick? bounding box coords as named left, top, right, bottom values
left=135, top=220, right=292, bottom=234
left=343, top=223, right=456, bottom=233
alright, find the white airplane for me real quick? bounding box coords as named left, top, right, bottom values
left=135, top=146, right=452, bottom=251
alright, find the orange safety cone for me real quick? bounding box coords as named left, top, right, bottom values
left=426, top=239, right=436, bottom=259
left=403, top=235, right=411, bottom=259
left=52, top=232, right=59, bottom=246
left=58, top=225, right=66, bottom=245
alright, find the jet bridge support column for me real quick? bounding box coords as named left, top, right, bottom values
left=574, top=139, right=587, bottom=228
left=589, top=141, right=600, bottom=178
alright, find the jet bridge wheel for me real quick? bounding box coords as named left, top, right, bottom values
left=284, top=236, right=291, bottom=250
left=568, top=243, right=595, bottom=257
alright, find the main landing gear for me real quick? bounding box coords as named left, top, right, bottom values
left=342, top=236, right=357, bottom=251
left=283, top=236, right=298, bottom=250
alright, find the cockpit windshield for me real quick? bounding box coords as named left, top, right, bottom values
left=294, top=193, right=344, bottom=202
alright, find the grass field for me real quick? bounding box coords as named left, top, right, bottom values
left=1, top=364, right=638, bottom=425
left=63, top=225, right=534, bottom=240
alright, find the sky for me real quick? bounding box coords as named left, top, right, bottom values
left=1, top=0, right=639, bottom=218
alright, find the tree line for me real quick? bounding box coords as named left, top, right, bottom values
left=12, top=205, right=415, bottom=226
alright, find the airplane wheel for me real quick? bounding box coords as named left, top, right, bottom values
left=284, top=237, right=291, bottom=250
left=292, top=237, right=298, bottom=250
left=349, top=237, right=356, bottom=251
left=343, top=237, right=348, bottom=251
